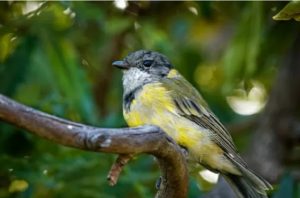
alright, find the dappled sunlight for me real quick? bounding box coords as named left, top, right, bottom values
left=114, top=0, right=128, bottom=10
left=194, top=62, right=223, bottom=92
left=22, top=2, right=44, bottom=15
left=199, top=170, right=219, bottom=184
left=63, top=7, right=76, bottom=19
left=8, top=179, right=29, bottom=193
left=188, top=6, right=198, bottom=16
left=226, top=81, right=267, bottom=115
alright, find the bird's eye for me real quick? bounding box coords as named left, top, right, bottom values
left=143, top=60, right=153, bottom=67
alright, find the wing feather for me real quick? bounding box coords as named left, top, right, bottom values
left=162, top=75, right=247, bottom=166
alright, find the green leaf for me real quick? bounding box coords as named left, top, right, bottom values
left=273, top=1, right=300, bottom=21
left=0, top=37, right=34, bottom=96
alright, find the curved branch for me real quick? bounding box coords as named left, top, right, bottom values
left=0, top=94, right=188, bottom=198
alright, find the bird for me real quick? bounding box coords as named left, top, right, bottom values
left=113, top=50, right=272, bottom=198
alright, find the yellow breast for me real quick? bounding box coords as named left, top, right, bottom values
left=123, top=83, right=172, bottom=126
left=123, top=82, right=237, bottom=173
left=123, top=82, right=201, bottom=148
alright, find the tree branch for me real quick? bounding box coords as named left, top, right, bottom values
left=107, top=154, right=133, bottom=186
left=0, top=94, right=188, bottom=198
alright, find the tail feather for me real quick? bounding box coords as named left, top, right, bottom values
left=233, top=160, right=272, bottom=193
left=224, top=174, right=268, bottom=198
left=224, top=154, right=272, bottom=197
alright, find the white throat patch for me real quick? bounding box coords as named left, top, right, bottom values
left=122, top=67, right=152, bottom=95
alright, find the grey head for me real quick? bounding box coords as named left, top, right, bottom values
left=113, top=50, right=173, bottom=94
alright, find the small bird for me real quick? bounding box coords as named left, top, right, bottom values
left=113, top=50, right=272, bottom=198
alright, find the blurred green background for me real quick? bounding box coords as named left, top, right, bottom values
left=0, top=1, right=299, bottom=198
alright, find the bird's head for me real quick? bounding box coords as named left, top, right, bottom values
left=113, top=50, right=173, bottom=78
left=113, top=50, right=174, bottom=94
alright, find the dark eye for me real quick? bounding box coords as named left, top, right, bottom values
left=143, top=60, right=153, bottom=67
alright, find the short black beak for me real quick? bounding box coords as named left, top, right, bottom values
left=112, top=60, right=129, bottom=69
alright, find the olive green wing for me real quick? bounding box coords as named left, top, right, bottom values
left=161, top=75, right=246, bottom=166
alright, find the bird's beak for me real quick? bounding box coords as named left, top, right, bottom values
left=112, top=60, right=130, bottom=70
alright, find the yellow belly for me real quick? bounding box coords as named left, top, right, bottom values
left=124, top=83, right=238, bottom=174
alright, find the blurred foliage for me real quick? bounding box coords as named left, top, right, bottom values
left=0, top=1, right=299, bottom=198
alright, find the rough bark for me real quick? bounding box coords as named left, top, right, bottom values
left=0, top=94, right=188, bottom=198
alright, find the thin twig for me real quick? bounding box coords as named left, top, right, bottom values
left=107, top=154, right=133, bottom=186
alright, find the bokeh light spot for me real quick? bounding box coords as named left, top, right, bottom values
left=226, top=81, right=267, bottom=115
left=199, top=170, right=219, bottom=184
